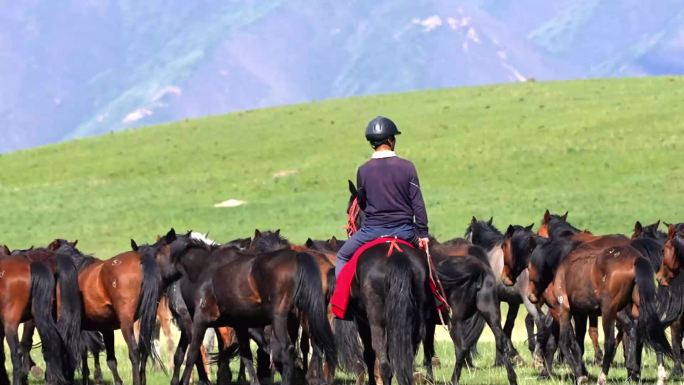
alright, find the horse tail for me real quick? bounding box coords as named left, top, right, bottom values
left=55, top=253, right=83, bottom=370
left=385, top=253, right=421, bottom=385
left=462, top=312, right=486, bottom=357
left=294, top=252, right=337, bottom=371
left=138, top=252, right=164, bottom=367
left=30, top=261, right=68, bottom=384
left=635, top=257, right=672, bottom=356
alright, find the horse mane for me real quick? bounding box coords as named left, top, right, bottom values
left=189, top=231, right=219, bottom=247
left=250, top=230, right=291, bottom=253
left=630, top=237, right=664, bottom=270
left=465, top=219, right=502, bottom=251
left=530, top=238, right=578, bottom=291
left=547, top=215, right=582, bottom=239
left=509, top=225, right=545, bottom=270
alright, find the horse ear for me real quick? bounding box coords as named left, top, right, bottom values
left=1, top=245, right=10, bottom=255
left=48, top=239, right=60, bottom=251
left=348, top=180, right=357, bottom=195
left=526, top=223, right=534, bottom=231
left=504, top=225, right=515, bottom=238
left=275, top=229, right=280, bottom=237
left=165, top=228, right=177, bottom=243
left=561, top=211, right=568, bottom=221
left=488, top=217, right=494, bottom=225
left=471, top=216, right=477, bottom=224
left=156, top=234, right=161, bottom=241
left=543, top=209, right=551, bottom=223
left=654, top=220, right=661, bottom=230
left=131, top=239, right=139, bottom=251
left=254, top=229, right=261, bottom=239
left=669, top=224, right=677, bottom=239
left=634, top=221, right=643, bottom=235
left=305, top=238, right=314, bottom=248
left=71, top=240, right=78, bottom=247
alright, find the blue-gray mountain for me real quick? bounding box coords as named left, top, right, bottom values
left=2, top=0, right=683, bottom=152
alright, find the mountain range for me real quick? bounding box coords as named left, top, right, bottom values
left=2, top=0, right=683, bottom=152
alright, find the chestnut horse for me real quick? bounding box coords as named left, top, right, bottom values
left=531, top=212, right=671, bottom=384
left=0, top=240, right=83, bottom=385
left=56, top=230, right=176, bottom=385
left=161, top=230, right=336, bottom=385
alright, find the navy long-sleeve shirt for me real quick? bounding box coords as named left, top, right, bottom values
left=355, top=153, right=429, bottom=237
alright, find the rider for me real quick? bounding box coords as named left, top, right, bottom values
left=335, top=116, right=430, bottom=277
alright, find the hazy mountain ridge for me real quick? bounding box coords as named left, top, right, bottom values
left=2, top=0, right=683, bottom=152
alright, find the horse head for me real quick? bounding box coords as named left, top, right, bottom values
left=657, top=224, right=684, bottom=286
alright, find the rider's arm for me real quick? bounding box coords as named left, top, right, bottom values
left=408, top=165, right=429, bottom=238
left=356, top=168, right=367, bottom=210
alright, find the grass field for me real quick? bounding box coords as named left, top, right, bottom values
left=1, top=76, right=684, bottom=383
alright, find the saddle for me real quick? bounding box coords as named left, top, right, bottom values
left=331, top=237, right=447, bottom=319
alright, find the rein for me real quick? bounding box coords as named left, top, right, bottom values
left=425, top=246, right=452, bottom=329
left=346, top=197, right=361, bottom=237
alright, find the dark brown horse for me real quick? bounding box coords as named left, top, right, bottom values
left=529, top=213, right=671, bottom=384
left=429, top=238, right=518, bottom=385
left=56, top=230, right=175, bottom=385
left=160, top=230, right=336, bottom=385
left=0, top=240, right=83, bottom=385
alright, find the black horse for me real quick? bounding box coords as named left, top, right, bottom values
left=335, top=181, right=433, bottom=385
left=158, top=230, right=336, bottom=385
left=430, top=239, right=518, bottom=385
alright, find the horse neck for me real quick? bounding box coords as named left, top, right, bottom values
left=487, top=245, right=504, bottom=277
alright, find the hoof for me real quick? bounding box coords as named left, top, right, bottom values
left=29, top=366, right=43, bottom=380
left=413, top=371, right=426, bottom=385
left=672, top=365, right=682, bottom=378
left=512, top=354, right=525, bottom=367
left=577, top=375, right=588, bottom=385
left=596, top=372, right=606, bottom=385
left=657, top=364, right=668, bottom=385
left=537, top=372, right=551, bottom=381
left=431, top=356, right=441, bottom=367
left=533, top=353, right=544, bottom=370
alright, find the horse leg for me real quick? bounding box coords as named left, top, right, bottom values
left=270, top=314, right=296, bottom=385
left=81, top=343, right=91, bottom=385
left=422, top=316, right=436, bottom=383
left=497, top=302, right=520, bottom=366
left=672, top=320, right=683, bottom=377
left=0, top=328, right=10, bottom=385
left=235, top=328, right=259, bottom=385
left=524, top=314, right=535, bottom=353
left=478, top=282, right=517, bottom=385
left=557, top=308, right=585, bottom=384
left=588, top=316, right=603, bottom=364
left=121, top=322, right=142, bottom=385
left=597, top=310, right=617, bottom=385
left=616, top=311, right=640, bottom=381
left=171, top=332, right=188, bottom=385
left=356, top=321, right=377, bottom=385
left=5, top=322, right=26, bottom=385
left=572, top=314, right=588, bottom=374
left=20, top=321, right=40, bottom=380
left=103, top=330, right=124, bottom=385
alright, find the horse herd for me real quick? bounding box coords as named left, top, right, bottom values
left=1, top=187, right=684, bottom=385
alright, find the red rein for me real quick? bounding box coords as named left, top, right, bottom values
left=346, top=197, right=360, bottom=237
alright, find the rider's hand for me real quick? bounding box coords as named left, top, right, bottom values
left=418, top=237, right=429, bottom=250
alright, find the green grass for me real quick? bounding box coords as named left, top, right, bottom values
left=1, top=76, right=684, bottom=383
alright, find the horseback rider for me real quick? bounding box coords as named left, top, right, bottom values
left=335, top=116, right=430, bottom=277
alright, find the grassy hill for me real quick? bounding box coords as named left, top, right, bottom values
left=1, top=77, right=683, bottom=257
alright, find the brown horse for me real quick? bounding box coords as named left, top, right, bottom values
left=57, top=230, right=176, bottom=385
left=160, top=230, right=336, bottom=385
left=530, top=214, right=671, bottom=384
left=0, top=240, right=83, bottom=385
left=536, top=210, right=605, bottom=363
left=656, top=223, right=684, bottom=286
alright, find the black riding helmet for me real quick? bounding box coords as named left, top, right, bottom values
left=365, top=116, right=401, bottom=145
